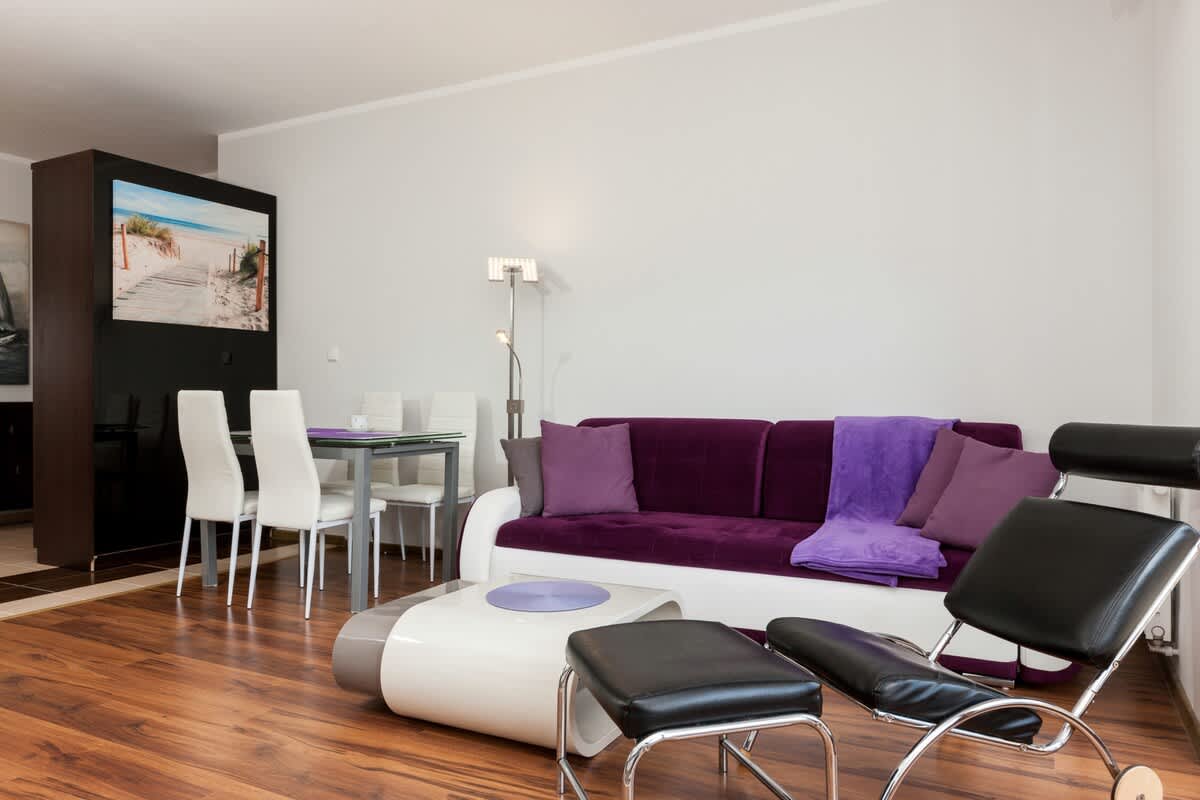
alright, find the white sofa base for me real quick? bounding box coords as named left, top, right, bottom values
left=460, top=487, right=1074, bottom=681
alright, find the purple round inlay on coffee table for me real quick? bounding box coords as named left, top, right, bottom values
left=486, top=580, right=611, bottom=612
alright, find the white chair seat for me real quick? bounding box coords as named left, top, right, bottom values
left=318, top=493, right=386, bottom=522
left=320, top=479, right=391, bottom=493
left=368, top=483, right=474, bottom=505
left=241, top=490, right=259, bottom=516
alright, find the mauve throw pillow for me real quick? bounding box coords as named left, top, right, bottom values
left=921, top=438, right=1060, bottom=550
left=500, top=437, right=543, bottom=517
left=540, top=420, right=639, bottom=517
left=896, top=428, right=968, bottom=528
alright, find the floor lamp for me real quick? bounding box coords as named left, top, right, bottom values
left=488, top=257, right=539, bottom=484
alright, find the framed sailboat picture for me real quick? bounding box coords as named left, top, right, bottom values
left=0, top=220, right=30, bottom=385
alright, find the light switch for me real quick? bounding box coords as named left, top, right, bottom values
left=327, top=346, right=341, bottom=362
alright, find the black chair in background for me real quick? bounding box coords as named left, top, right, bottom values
left=760, top=423, right=1200, bottom=800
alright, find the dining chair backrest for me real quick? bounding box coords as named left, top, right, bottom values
left=178, top=390, right=245, bottom=523
left=250, top=390, right=321, bottom=530
left=416, top=391, right=477, bottom=497
left=362, top=391, right=405, bottom=485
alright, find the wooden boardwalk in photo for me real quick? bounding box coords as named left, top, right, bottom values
left=113, top=262, right=208, bottom=325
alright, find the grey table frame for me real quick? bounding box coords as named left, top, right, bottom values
left=230, top=437, right=461, bottom=613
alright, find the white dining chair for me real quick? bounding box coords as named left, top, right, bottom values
left=246, top=390, right=386, bottom=618
left=355, top=391, right=476, bottom=581
left=320, top=391, right=407, bottom=561
left=176, top=390, right=258, bottom=605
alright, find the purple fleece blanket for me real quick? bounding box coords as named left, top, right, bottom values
left=790, top=416, right=954, bottom=586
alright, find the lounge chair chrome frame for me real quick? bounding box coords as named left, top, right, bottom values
left=745, top=422, right=1200, bottom=800
left=556, top=664, right=838, bottom=800
left=748, top=560, right=1190, bottom=800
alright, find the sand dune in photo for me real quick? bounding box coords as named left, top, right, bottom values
left=113, top=227, right=269, bottom=331
left=111, top=180, right=270, bottom=332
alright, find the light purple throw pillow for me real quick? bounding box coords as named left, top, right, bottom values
left=540, top=420, right=639, bottom=517
left=921, top=437, right=1061, bottom=550
left=896, top=428, right=968, bottom=528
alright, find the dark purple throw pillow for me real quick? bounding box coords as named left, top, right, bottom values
left=540, top=420, right=639, bottom=517
left=896, top=428, right=968, bottom=528
left=921, top=437, right=1061, bottom=550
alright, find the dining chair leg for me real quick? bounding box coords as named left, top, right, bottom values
left=347, top=525, right=353, bottom=574
left=396, top=508, right=407, bottom=561
left=226, top=517, right=242, bottom=606
left=428, top=504, right=437, bottom=582
left=299, top=528, right=307, bottom=588
left=175, top=517, right=193, bottom=597
left=246, top=521, right=264, bottom=609
left=318, top=529, right=326, bottom=592
left=373, top=512, right=381, bottom=599
left=305, top=528, right=319, bottom=619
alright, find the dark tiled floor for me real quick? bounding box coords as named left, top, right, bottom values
left=0, top=585, right=46, bottom=603
left=4, top=563, right=162, bottom=592
left=0, top=526, right=298, bottom=605
left=0, top=564, right=165, bottom=597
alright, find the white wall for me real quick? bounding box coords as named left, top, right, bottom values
left=219, top=0, right=1154, bottom=501
left=0, top=153, right=31, bottom=403
left=1152, top=0, right=1200, bottom=715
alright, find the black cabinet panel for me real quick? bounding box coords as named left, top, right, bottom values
left=0, top=402, right=33, bottom=511
left=90, top=154, right=276, bottom=555
left=33, top=150, right=275, bottom=566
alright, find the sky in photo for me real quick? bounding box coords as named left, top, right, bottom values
left=113, top=180, right=269, bottom=241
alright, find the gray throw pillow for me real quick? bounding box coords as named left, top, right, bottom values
left=500, top=437, right=543, bottom=516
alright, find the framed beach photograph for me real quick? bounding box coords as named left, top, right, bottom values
left=0, top=220, right=30, bottom=385
left=111, top=179, right=271, bottom=331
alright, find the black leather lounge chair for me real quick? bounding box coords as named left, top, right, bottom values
left=557, top=619, right=836, bottom=800
left=762, top=422, right=1200, bottom=800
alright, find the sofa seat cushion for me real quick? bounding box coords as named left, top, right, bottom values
left=766, top=618, right=1042, bottom=743
left=496, top=511, right=971, bottom=592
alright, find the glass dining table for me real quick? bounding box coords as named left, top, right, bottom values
left=228, top=428, right=465, bottom=612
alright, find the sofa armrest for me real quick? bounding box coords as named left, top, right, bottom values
left=459, top=486, right=521, bottom=582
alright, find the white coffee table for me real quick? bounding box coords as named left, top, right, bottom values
left=377, top=575, right=683, bottom=755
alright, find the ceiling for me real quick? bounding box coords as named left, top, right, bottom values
left=0, top=0, right=826, bottom=174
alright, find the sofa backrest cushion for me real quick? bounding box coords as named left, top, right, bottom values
left=578, top=418, right=773, bottom=517
left=761, top=420, right=1023, bottom=523
left=760, top=421, right=835, bottom=524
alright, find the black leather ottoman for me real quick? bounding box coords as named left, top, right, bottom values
left=556, top=619, right=837, bottom=800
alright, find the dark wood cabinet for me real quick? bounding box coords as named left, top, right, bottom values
left=32, top=150, right=275, bottom=568
left=0, top=402, right=33, bottom=516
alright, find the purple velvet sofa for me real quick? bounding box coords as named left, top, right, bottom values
left=459, top=417, right=1075, bottom=684
left=498, top=418, right=1019, bottom=592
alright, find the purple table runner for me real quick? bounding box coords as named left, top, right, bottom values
left=306, top=427, right=407, bottom=440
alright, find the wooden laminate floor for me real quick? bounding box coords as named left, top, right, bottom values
left=0, top=547, right=1196, bottom=799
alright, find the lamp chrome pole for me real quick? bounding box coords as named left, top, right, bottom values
left=497, top=325, right=524, bottom=485
left=489, top=257, right=538, bottom=486
left=508, top=269, right=517, bottom=440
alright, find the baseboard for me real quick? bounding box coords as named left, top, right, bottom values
left=1154, top=651, right=1200, bottom=762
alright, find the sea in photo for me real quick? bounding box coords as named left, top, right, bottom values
left=111, top=180, right=270, bottom=331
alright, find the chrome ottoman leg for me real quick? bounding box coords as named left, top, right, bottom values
left=556, top=666, right=589, bottom=799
